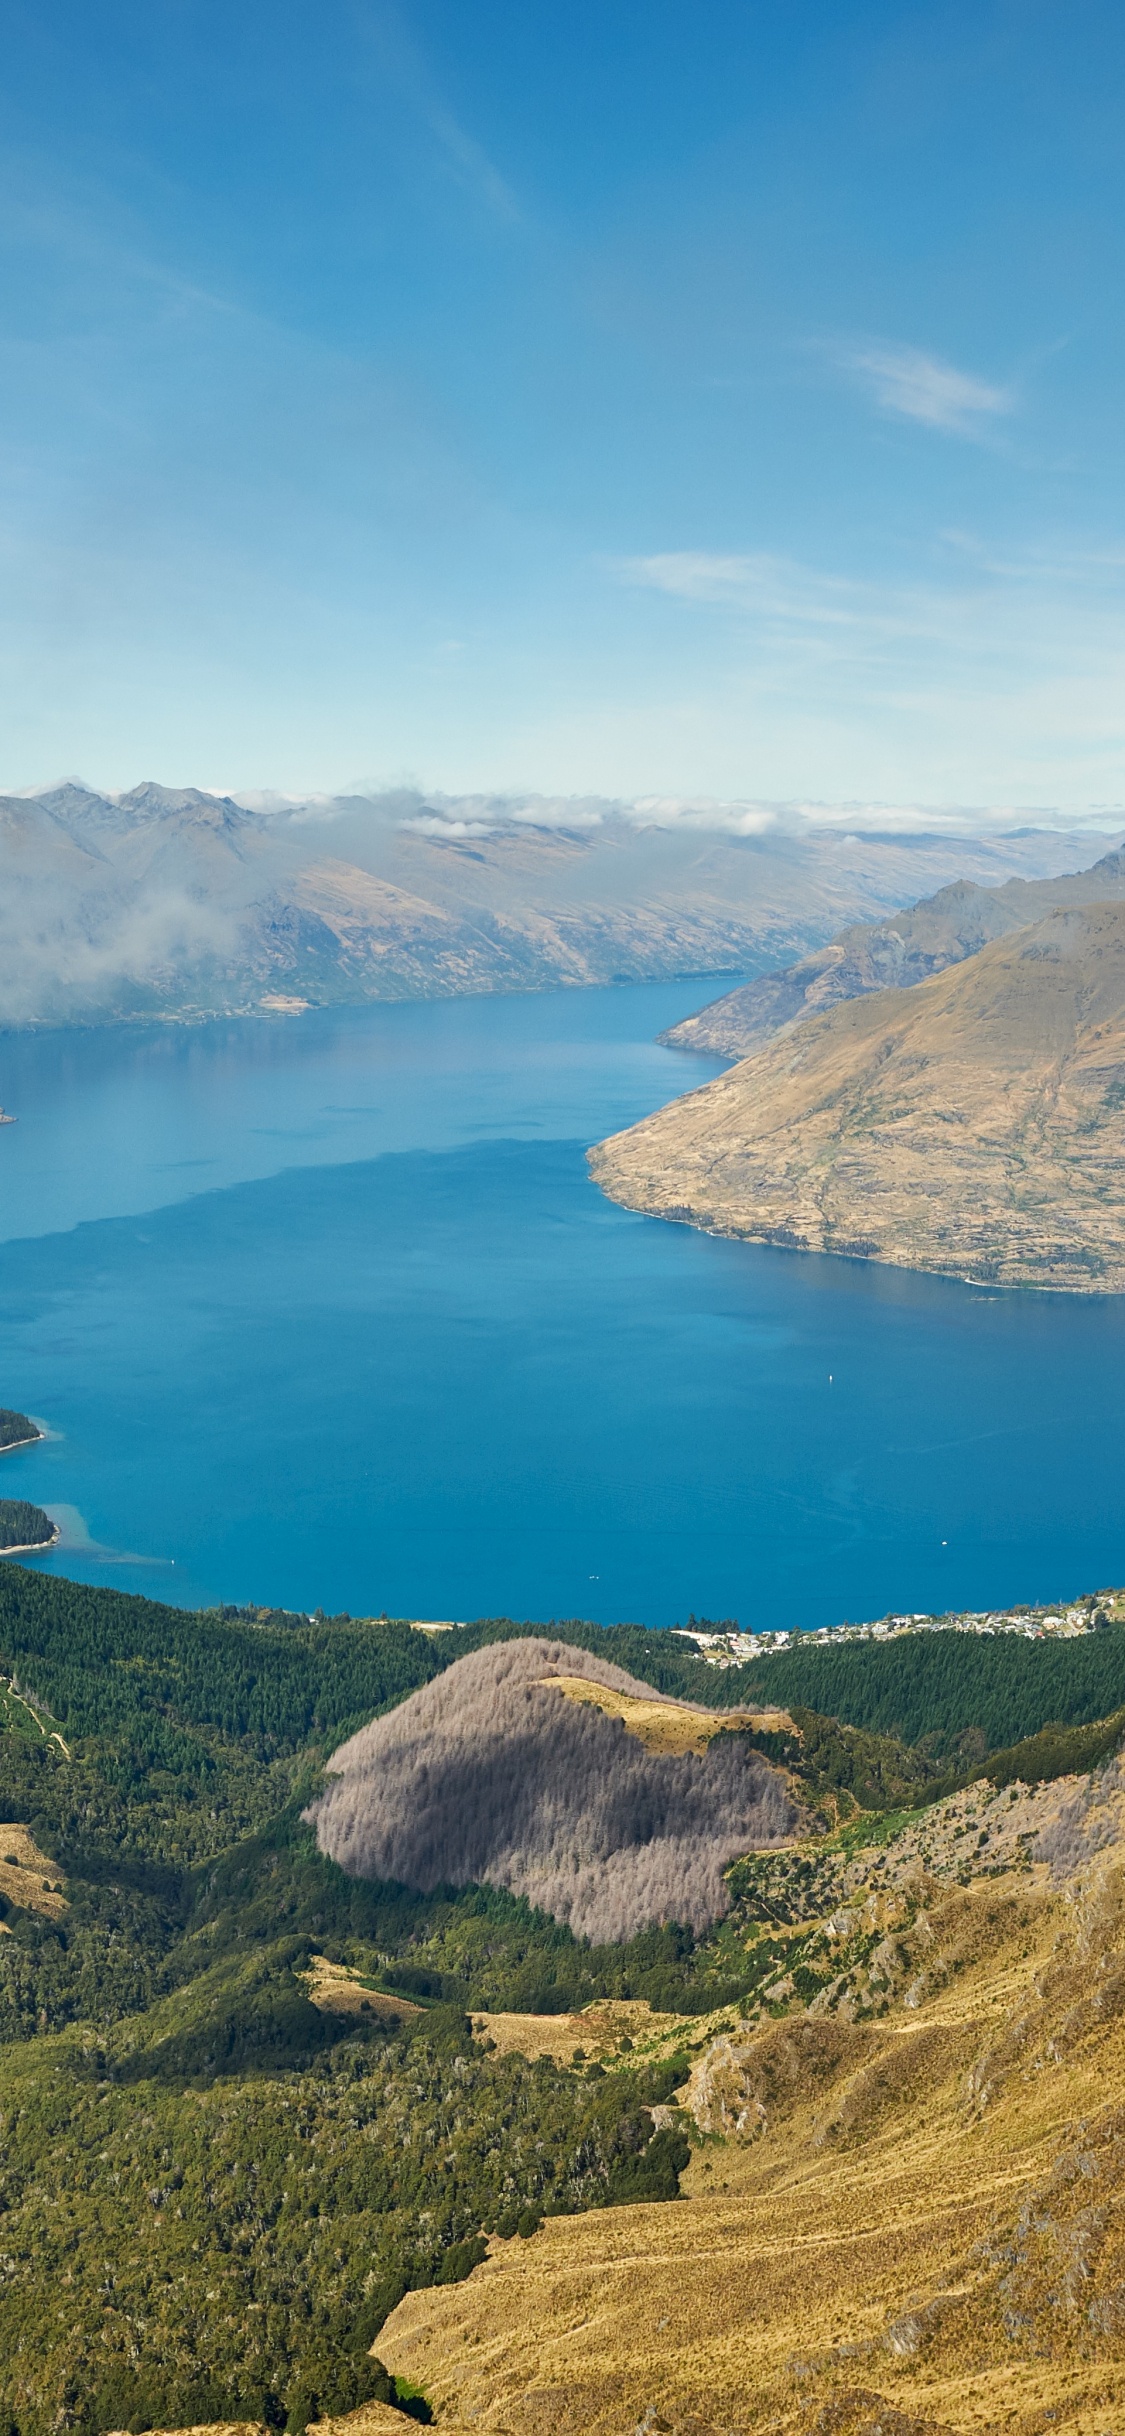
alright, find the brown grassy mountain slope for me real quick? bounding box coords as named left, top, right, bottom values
left=370, top=1770, right=1125, bottom=2436
left=105, top=1766, right=1125, bottom=2436
left=590, top=900, right=1125, bottom=1291
left=663, top=842, right=1125, bottom=1059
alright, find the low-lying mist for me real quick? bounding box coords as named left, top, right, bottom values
left=0, top=779, right=1107, bottom=1032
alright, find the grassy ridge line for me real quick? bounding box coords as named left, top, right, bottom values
left=982, top=1702, right=1125, bottom=1788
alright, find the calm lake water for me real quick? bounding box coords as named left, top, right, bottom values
left=1, top=979, right=1124, bottom=1630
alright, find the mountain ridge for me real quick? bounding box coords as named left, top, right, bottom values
left=591, top=898, right=1125, bottom=1291
left=0, top=780, right=1115, bottom=1029
left=662, top=839, right=1125, bottom=1057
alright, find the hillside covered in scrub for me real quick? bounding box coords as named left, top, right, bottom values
left=3, top=1568, right=1125, bottom=2431
left=381, top=1761, right=1125, bottom=2436
left=308, top=1640, right=801, bottom=1940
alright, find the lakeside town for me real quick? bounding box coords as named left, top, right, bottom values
left=672, top=1591, right=1123, bottom=1666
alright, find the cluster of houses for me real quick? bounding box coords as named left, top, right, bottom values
left=672, top=1595, right=1117, bottom=1666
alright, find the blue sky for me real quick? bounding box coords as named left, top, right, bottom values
left=1, top=0, right=1123, bottom=811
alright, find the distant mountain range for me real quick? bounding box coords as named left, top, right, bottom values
left=592, top=896, right=1125, bottom=1291
left=662, top=837, right=1125, bottom=1055
left=0, top=778, right=1117, bottom=1028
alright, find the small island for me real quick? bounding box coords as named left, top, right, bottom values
left=0, top=1499, right=57, bottom=1553
left=0, top=1407, right=42, bottom=1453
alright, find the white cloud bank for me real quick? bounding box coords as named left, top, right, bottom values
left=610, top=531, right=1125, bottom=819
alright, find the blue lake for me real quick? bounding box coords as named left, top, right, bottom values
left=1, top=979, right=1124, bottom=1630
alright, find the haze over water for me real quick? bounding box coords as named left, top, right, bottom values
left=1, top=979, right=1123, bottom=1630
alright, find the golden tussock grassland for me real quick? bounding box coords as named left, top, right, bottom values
left=0, top=1822, right=67, bottom=1925
left=545, top=1678, right=794, bottom=1757
left=371, top=1792, right=1125, bottom=2436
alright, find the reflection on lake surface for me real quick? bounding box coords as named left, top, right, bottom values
left=1, top=979, right=1122, bottom=1628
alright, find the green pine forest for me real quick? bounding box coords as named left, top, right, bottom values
left=0, top=1502, right=54, bottom=1552
left=2, top=1563, right=1125, bottom=2436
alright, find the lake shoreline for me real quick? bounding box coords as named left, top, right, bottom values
left=5, top=980, right=1125, bottom=1631
left=0, top=1533, right=60, bottom=1558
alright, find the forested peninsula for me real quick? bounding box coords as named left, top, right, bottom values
left=0, top=1501, right=55, bottom=1553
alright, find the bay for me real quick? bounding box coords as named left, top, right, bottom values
left=0, top=980, right=1123, bottom=1630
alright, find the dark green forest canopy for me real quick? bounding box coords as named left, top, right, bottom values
left=0, top=1568, right=447, bottom=1750
left=0, top=1573, right=703, bottom=2436
left=0, top=1961, right=688, bottom=2436
left=3, top=1568, right=1125, bottom=1776
left=726, top=1624, right=1125, bottom=1755
left=1, top=1568, right=1124, bottom=2434
left=0, top=1408, right=40, bottom=1449
left=0, top=1501, right=54, bottom=1551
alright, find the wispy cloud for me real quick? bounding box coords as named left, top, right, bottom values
left=423, top=98, right=520, bottom=222
left=842, top=342, right=1013, bottom=435
left=399, top=792, right=608, bottom=838
left=354, top=5, right=520, bottom=223
left=628, top=796, right=779, bottom=836
left=624, top=551, right=779, bottom=605
left=620, top=535, right=1125, bottom=658
left=619, top=550, right=863, bottom=629
left=611, top=535, right=1125, bottom=816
